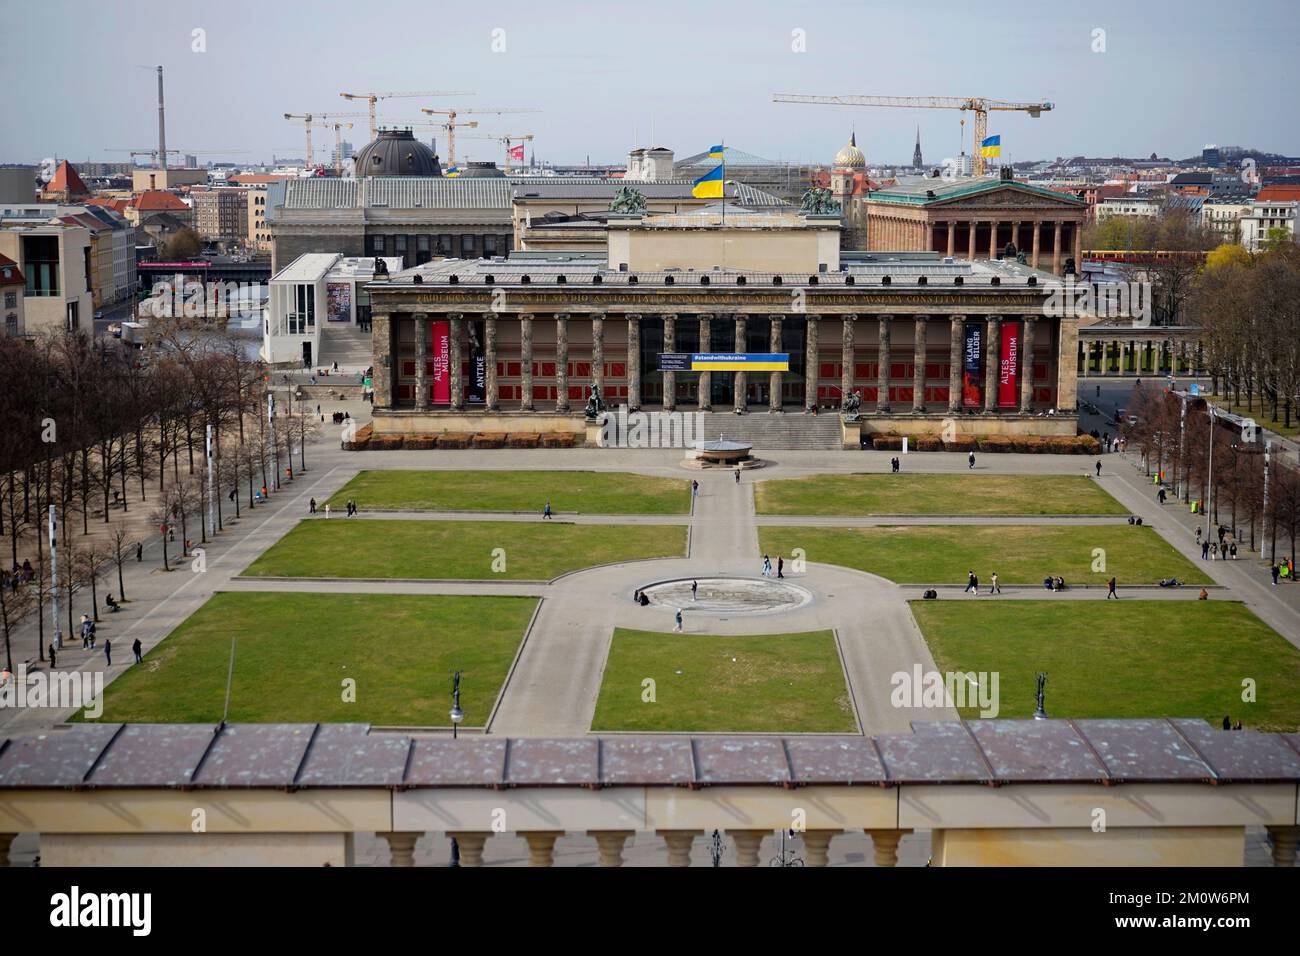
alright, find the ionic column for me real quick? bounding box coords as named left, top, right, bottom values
left=967, top=220, right=978, bottom=260
left=1266, top=826, right=1298, bottom=867
left=448, top=312, right=464, bottom=411
left=519, top=313, right=534, bottom=411
left=866, top=828, right=912, bottom=867
left=627, top=313, right=642, bottom=411
left=1019, top=315, right=1036, bottom=413
left=983, top=316, right=1001, bottom=413
left=447, top=831, right=492, bottom=867
left=587, top=830, right=635, bottom=867
left=413, top=312, right=429, bottom=409
left=658, top=829, right=702, bottom=867
left=948, top=315, right=964, bottom=412
left=946, top=221, right=956, bottom=257
left=768, top=314, right=783, bottom=412
left=912, top=315, right=927, bottom=413
left=484, top=313, right=499, bottom=411
left=1052, top=221, right=1063, bottom=274
left=876, top=314, right=890, bottom=412
left=733, top=313, right=747, bottom=410
left=380, top=831, right=421, bottom=867
left=729, top=830, right=768, bottom=868
left=591, top=312, right=605, bottom=402
left=1031, top=221, right=1042, bottom=268
left=523, top=831, right=564, bottom=867
left=802, top=830, right=841, bottom=867
left=555, top=313, right=569, bottom=412
left=372, top=313, right=394, bottom=409
left=661, top=314, right=676, bottom=410
left=805, top=314, right=819, bottom=412
left=697, top=314, right=712, bottom=411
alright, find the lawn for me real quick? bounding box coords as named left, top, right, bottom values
left=910, top=600, right=1300, bottom=731
left=591, top=628, right=856, bottom=732
left=242, top=519, right=687, bottom=580
left=88, top=592, right=537, bottom=725
left=757, top=524, right=1208, bottom=585
left=755, top=474, right=1127, bottom=516
left=326, top=470, right=690, bottom=514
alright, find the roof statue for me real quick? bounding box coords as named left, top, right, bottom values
left=800, top=186, right=841, bottom=216
left=609, top=185, right=648, bottom=214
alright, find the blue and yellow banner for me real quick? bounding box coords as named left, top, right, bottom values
left=661, top=352, right=789, bottom=372
left=692, top=163, right=724, bottom=199
left=708, top=145, right=725, bottom=159
left=979, top=135, right=1001, bottom=158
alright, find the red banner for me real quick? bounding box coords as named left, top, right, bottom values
left=430, top=320, right=450, bottom=404
left=998, top=320, right=1021, bottom=408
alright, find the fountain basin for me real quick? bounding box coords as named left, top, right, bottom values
left=639, top=577, right=812, bottom=614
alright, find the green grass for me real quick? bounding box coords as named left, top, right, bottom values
left=326, top=470, right=690, bottom=514
left=758, top=524, right=1208, bottom=585
left=591, top=628, right=856, bottom=732
left=910, top=600, right=1300, bottom=731
left=89, top=593, right=537, bottom=725
left=242, top=519, right=687, bottom=580
left=755, top=474, right=1127, bottom=516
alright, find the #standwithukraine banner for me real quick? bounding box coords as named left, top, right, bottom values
left=998, top=320, right=1021, bottom=408
left=661, top=352, right=789, bottom=372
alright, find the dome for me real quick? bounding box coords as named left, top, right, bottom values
left=353, top=129, right=440, bottom=177
left=834, top=132, right=866, bottom=170
left=456, top=161, right=506, bottom=179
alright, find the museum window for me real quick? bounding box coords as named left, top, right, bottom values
left=461, top=234, right=475, bottom=257
left=484, top=234, right=497, bottom=256
left=437, top=234, right=453, bottom=256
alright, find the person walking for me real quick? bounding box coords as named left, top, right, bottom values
left=1107, top=576, right=1118, bottom=599
left=965, top=570, right=979, bottom=594
left=1272, top=564, right=1280, bottom=586
left=309, top=498, right=317, bottom=515
left=968, top=451, right=976, bottom=470
left=1195, top=526, right=1201, bottom=544
left=1229, top=542, right=1237, bottom=560
left=103, top=639, right=112, bottom=667
left=691, top=580, right=698, bottom=601
left=543, top=501, right=553, bottom=520
left=80, top=614, right=90, bottom=649
left=762, top=554, right=772, bottom=577
left=1158, top=487, right=1167, bottom=504
left=1201, top=540, right=1210, bottom=560
left=777, top=556, right=785, bottom=579
left=989, top=572, right=1001, bottom=595
left=1210, top=542, right=1218, bottom=561
left=691, top=479, right=699, bottom=499
left=674, top=608, right=683, bottom=633
left=135, top=541, right=143, bottom=562
left=48, top=643, right=56, bottom=669
left=1095, top=460, right=1102, bottom=477
left=132, top=637, right=143, bottom=664
left=735, top=467, right=741, bottom=484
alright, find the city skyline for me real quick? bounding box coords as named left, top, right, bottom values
left=4, top=0, right=1299, bottom=169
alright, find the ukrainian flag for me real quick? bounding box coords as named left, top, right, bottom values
left=708, top=145, right=725, bottom=159
left=445, top=165, right=461, bottom=177
left=692, top=163, right=724, bottom=199
left=979, top=135, right=1001, bottom=158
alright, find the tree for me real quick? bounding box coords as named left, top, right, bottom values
left=162, top=227, right=202, bottom=260
left=108, top=521, right=134, bottom=601
left=1205, top=243, right=1250, bottom=271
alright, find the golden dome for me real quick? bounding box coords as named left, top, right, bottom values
left=834, top=132, right=866, bottom=170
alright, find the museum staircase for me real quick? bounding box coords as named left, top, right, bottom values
left=317, top=323, right=373, bottom=372
left=692, top=410, right=844, bottom=451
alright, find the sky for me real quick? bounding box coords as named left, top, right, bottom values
left=3, top=0, right=1298, bottom=169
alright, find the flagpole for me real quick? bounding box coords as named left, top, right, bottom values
left=721, top=139, right=726, bottom=227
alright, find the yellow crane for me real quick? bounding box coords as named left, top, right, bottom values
left=419, top=107, right=541, bottom=168
left=282, top=113, right=367, bottom=168
left=339, top=91, right=475, bottom=140
left=772, top=93, right=1054, bottom=176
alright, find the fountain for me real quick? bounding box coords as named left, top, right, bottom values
left=638, top=577, right=812, bottom=615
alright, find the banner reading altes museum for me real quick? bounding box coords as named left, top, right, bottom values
left=998, top=320, right=1021, bottom=408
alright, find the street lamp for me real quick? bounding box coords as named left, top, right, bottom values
left=449, top=670, right=464, bottom=739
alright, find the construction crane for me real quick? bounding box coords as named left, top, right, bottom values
left=323, top=122, right=354, bottom=176
left=283, top=113, right=368, bottom=168
left=772, top=93, right=1054, bottom=177
left=339, top=91, right=476, bottom=140
left=496, top=133, right=534, bottom=173
left=107, top=148, right=251, bottom=166
left=419, top=107, right=541, bottom=168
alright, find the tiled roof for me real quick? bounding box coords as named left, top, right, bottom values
left=0, top=253, right=24, bottom=286
left=133, top=190, right=190, bottom=212
left=1257, top=185, right=1300, bottom=203
left=43, top=160, right=89, bottom=196
left=3, top=720, right=1297, bottom=789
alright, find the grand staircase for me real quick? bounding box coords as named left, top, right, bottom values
left=690, top=409, right=844, bottom=451
left=317, top=322, right=373, bottom=372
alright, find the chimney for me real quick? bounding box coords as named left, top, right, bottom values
left=157, top=66, right=167, bottom=172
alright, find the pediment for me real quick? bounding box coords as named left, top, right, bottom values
left=931, top=185, right=1084, bottom=210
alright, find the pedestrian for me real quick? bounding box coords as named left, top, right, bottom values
left=1195, top=526, right=1201, bottom=543
left=543, top=501, right=553, bottom=520
left=324, top=504, right=330, bottom=519
left=968, top=451, right=976, bottom=470
left=1222, top=715, right=1231, bottom=730
left=777, top=556, right=785, bottom=579
left=88, top=621, right=96, bottom=649
left=136, top=541, right=143, bottom=562
left=1210, top=542, right=1218, bottom=561
left=1272, top=564, right=1280, bottom=586
left=762, top=554, right=772, bottom=577
left=132, top=637, right=143, bottom=664
left=691, top=479, right=699, bottom=498
left=989, top=572, right=1000, bottom=595
left=48, top=643, right=56, bottom=669
left=1107, top=576, right=1118, bottom=599
left=674, top=608, right=683, bottom=633
left=1201, top=540, right=1209, bottom=560
left=309, top=498, right=317, bottom=515
left=80, top=614, right=90, bottom=648
left=104, top=639, right=112, bottom=667
left=1229, top=542, right=1237, bottom=560
left=1095, top=460, right=1102, bottom=477
left=735, top=467, right=741, bottom=484
left=1158, top=488, right=1166, bottom=504
left=691, top=580, right=698, bottom=601
left=965, top=570, right=978, bottom=594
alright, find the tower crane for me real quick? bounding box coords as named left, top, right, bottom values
left=496, top=133, right=534, bottom=172
left=339, top=91, right=476, bottom=140
left=107, top=148, right=251, bottom=166
left=283, top=113, right=368, bottom=168
left=418, top=107, right=541, bottom=168
left=772, top=93, right=1054, bottom=176
left=323, top=122, right=354, bottom=176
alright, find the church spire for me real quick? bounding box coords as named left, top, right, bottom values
left=912, top=126, right=923, bottom=169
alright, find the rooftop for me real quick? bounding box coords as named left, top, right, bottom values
left=868, top=177, right=1087, bottom=207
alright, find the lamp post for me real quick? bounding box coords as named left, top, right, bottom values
left=1204, top=404, right=1216, bottom=541
left=449, top=670, right=464, bottom=739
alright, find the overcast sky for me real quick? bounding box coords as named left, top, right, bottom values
left=4, top=0, right=1298, bottom=169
